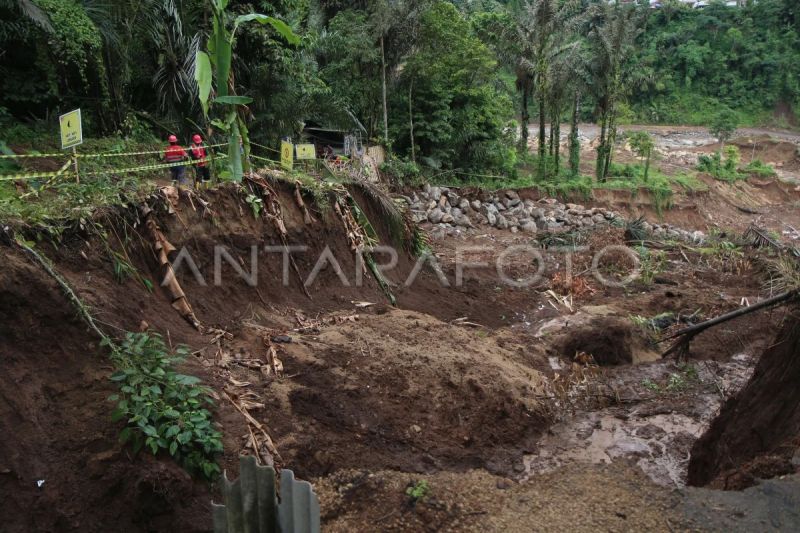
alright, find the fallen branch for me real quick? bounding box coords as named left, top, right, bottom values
left=659, top=289, right=800, bottom=357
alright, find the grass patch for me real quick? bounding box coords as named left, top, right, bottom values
left=0, top=174, right=149, bottom=234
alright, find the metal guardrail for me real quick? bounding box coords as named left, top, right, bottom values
left=212, top=456, right=320, bottom=533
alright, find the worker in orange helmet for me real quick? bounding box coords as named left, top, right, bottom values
left=163, top=134, right=189, bottom=186
left=189, top=134, right=211, bottom=188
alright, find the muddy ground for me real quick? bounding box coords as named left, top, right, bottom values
left=2, top=128, right=800, bottom=531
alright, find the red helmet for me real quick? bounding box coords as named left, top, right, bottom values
left=168, top=135, right=178, bottom=143
left=192, top=134, right=202, bottom=143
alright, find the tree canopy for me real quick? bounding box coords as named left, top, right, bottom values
left=0, top=0, right=798, bottom=179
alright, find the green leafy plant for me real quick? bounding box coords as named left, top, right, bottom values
left=641, top=378, right=660, bottom=393
left=634, top=244, right=665, bottom=285
left=110, top=249, right=137, bottom=283
left=107, top=332, right=222, bottom=480
left=628, top=131, right=655, bottom=181
left=709, top=108, right=739, bottom=147
left=195, top=1, right=299, bottom=182
left=245, top=193, right=263, bottom=219
left=743, top=159, right=776, bottom=178
left=406, top=479, right=430, bottom=502
left=697, top=146, right=746, bottom=182
left=665, top=372, right=687, bottom=391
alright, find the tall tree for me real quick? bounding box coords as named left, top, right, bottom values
left=586, top=2, right=642, bottom=181
left=515, top=0, right=579, bottom=176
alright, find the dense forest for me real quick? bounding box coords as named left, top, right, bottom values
left=0, top=0, right=798, bottom=179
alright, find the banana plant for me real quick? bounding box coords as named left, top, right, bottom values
left=195, top=0, right=299, bottom=181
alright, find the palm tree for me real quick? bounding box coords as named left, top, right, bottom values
left=545, top=44, right=582, bottom=173
left=515, top=0, right=579, bottom=176
left=0, top=0, right=53, bottom=33
left=585, top=2, right=642, bottom=181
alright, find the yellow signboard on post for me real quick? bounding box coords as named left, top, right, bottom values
left=295, top=144, right=316, bottom=160
left=280, top=140, right=293, bottom=170
left=59, top=109, right=83, bottom=150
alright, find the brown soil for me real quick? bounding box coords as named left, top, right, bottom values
left=0, top=253, right=210, bottom=532
left=318, top=462, right=682, bottom=532
left=556, top=316, right=656, bottom=365
left=1, top=155, right=798, bottom=531
left=694, top=135, right=800, bottom=171
left=0, top=181, right=556, bottom=530
left=688, top=306, right=800, bottom=490
left=271, top=310, right=549, bottom=478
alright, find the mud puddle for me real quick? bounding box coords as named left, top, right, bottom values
left=523, top=353, right=756, bottom=487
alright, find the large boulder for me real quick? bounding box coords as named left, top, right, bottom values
left=428, top=208, right=444, bottom=224
left=447, top=190, right=460, bottom=207
left=453, top=213, right=473, bottom=228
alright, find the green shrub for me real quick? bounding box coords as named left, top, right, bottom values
left=634, top=244, right=666, bottom=285
left=697, top=147, right=746, bottom=182
left=380, top=158, right=424, bottom=186
left=107, top=332, right=223, bottom=480
left=743, top=158, right=776, bottom=178
left=406, top=480, right=430, bottom=502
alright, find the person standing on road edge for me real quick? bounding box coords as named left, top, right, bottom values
left=164, top=134, right=189, bottom=186
left=189, top=134, right=211, bottom=188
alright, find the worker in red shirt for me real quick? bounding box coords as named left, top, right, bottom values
left=164, top=135, right=188, bottom=185
left=189, top=134, right=211, bottom=187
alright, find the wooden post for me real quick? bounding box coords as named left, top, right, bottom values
left=73, top=146, right=79, bottom=183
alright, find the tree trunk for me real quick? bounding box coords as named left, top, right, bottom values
left=596, top=108, right=608, bottom=181
left=569, top=90, right=581, bottom=177
left=603, top=101, right=617, bottom=181
left=538, top=91, right=547, bottom=178
left=644, top=151, right=651, bottom=181
left=553, top=119, right=561, bottom=172
left=538, top=92, right=546, bottom=160
left=408, top=80, right=415, bottom=164
left=521, top=85, right=529, bottom=146
left=381, top=36, right=389, bottom=147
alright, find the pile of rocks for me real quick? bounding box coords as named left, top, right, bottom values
left=407, top=185, right=619, bottom=234
left=404, top=185, right=706, bottom=243
left=640, top=221, right=706, bottom=243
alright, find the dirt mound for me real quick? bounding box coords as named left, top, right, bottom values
left=254, top=310, right=550, bottom=478
left=0, top=252, right=210, bottom=532
left=687, top=306, right=800, bottom=489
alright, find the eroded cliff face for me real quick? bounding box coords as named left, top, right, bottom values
left=688, top=307, right=800, bottom=489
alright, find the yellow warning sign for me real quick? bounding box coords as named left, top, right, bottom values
left=59, top=109, right=83, bottom=150
left=295, top=143, right=316, bottom=160
left=280, top=140, right=293, bottom=170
